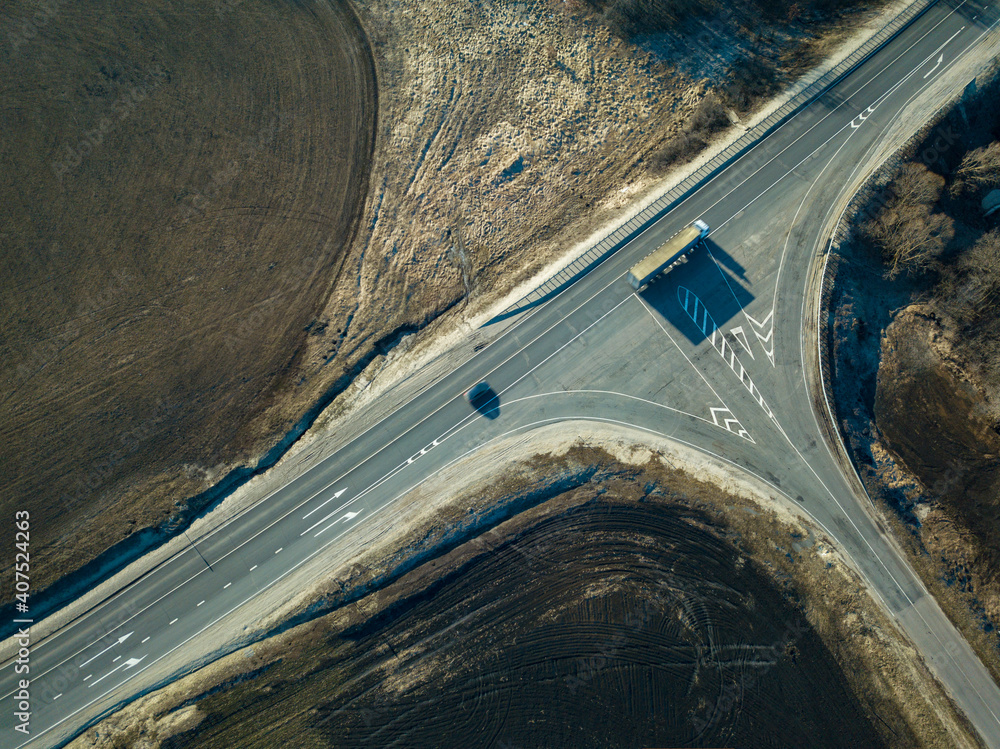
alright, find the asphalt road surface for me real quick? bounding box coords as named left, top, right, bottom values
left=5, top=0, right=1000, bottom=745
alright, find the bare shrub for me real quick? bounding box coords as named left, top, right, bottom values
left=584, top=0, right=714, bottom=39
left=649, top=93, right=728, bottom=173
left=721, top=55, right=780, bottom=113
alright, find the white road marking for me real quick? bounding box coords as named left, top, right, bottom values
left=79, top=632, right=133, bottom=668
left=223, top=582, right=232, bottom=589
left=169, top=618, right=177, bottom=625
left=249, top=565, right=257, bottom=571
left=274, top=548, right=282, bottom=555
left=302, top=487, right=349, bottom=520
left=13, top=12, right=996, bottom=742
left=82, top=675, right=91, bottom=681
left=87, top=656, right=145, bottom=688
left=111, top=655, right=121, bottom=663
left=53, top=694, right=61, bottom=700
left=634, top=294, right=754, bottom=443
left=924, top=52, right=945, bottom=77
left=197, top=600, right=205, bottom=607
left=315, top=510, right=362, bottom=537
left=729, top=326, right=755, bottom=359
left=5, top=0, right=976, bottom=706
left=141, top=637, right=150, bottom=644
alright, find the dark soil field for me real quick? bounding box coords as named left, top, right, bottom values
left=151, top=496, right=886, bottom=749
left=825, top=69, right=1000, bottom=679
left=0, top=0, right=376, bottom=597
left=74, top=442, right=976, bottom=748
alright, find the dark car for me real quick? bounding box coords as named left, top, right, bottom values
left=466, top=381, right=490, bottom=403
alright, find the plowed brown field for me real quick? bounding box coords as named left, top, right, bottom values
left=0, top=0, right=376, bottom=597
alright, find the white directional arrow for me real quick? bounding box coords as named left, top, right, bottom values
left=924, top=53, right=943, bottom=78
left=88, top=655, right=145, bottom=687
left=80, top=632, right=132, bottom=668
left=315, top=509, right=364, bottom=537
left=302, top=487, right=349, bottom=520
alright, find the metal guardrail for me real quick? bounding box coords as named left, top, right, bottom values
left=492, top=0, right=940, bottom=321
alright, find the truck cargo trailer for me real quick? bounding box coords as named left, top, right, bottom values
left=626, top=219, right=709, bottom=290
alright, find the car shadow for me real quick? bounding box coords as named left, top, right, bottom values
left=469, top=387, right=501, bottom=419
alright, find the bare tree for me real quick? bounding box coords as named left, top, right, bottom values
left=863, top=163, right=953, bottom=279
left=956, top=141, right=1000, bottom=187
left=955, top=229, right=1000, bottom=314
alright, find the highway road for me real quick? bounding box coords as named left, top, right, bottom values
left=5, top=0, right=1000, bottom=745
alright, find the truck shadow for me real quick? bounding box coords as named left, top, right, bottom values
left=639, top=239, right=755, bottom=348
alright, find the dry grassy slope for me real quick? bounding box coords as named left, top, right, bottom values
left=876, top=310, right=1000, bottom=622
left=0, top=0, right=376, bottom=592
left=300, top=0, right=723, bottom=376
left=66, top=442, right=979, bottom=749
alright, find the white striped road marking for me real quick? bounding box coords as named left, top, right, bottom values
left=53, top=694, right=61, bottom=700
left=635, top=293, right=754, bottom=443
left=169, top=618, right=177, bottom=625
left=224, top=582, right=232, bottom=589
left=274, top=548, right=282, bottom=555
left=197, top=600, right=205, bottom=606
left=730, top=326, right=755, bottom=359
left=249, top=565, right=257, bottom=571
left=141, top=637, right=150, bottom=644
left=745, top=308, right=776, bottom=366
left=678, top=286, right=778, bottom=426
left=83, top=675, right=91, bottom=681
left=111, top=655, right=121, bottom=663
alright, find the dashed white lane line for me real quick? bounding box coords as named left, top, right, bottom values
left=274, top=548, right=283, bottom=555
left=224, top=582, right=232, bottom=589
left=197, top=601, right=205, bottom=607
left=53, top=694, right=61, bottom=700
left=111, top=655, right=121, bottom=663
left=83, top=675, right=91, bottom=681
left=169, top=618, right=178, bottom=626
left=141, top=637, right=150, bottom=644
left=249, top=565, right=257, bottom=571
